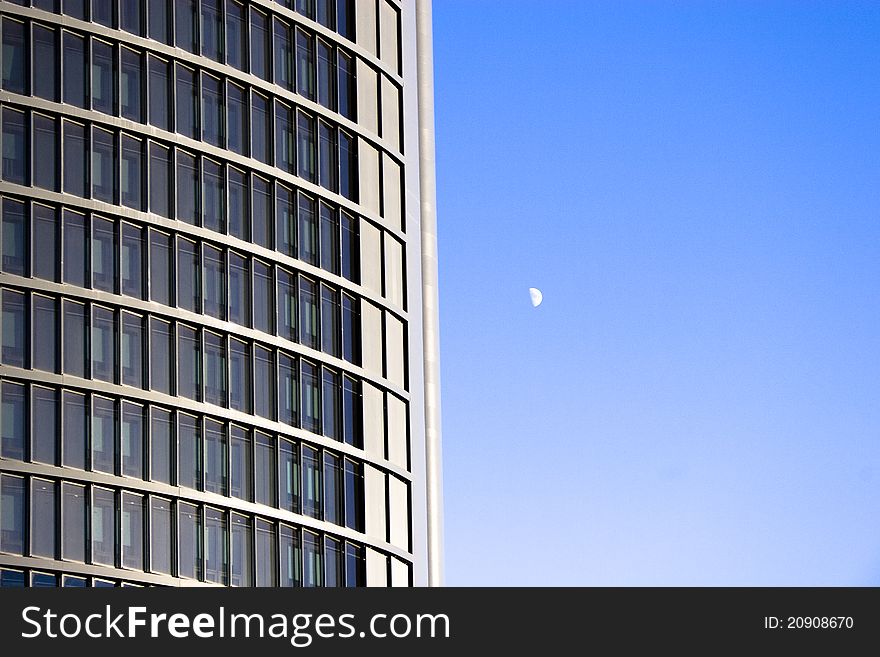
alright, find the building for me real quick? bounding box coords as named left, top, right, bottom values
left=0, top=0, right=441, bottom=587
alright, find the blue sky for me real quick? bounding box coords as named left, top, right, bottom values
left=432, top=1, right=880, bottom=585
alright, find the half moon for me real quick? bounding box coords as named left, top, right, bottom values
left=529, top=287, right=543, bottom=307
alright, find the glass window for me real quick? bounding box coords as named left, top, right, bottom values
left=2, top=19, right=26, bottom=94
left=121, top=312, right=143, bottom=388
left=201, top=0, right=223, bottom=61
left=32, top=204, right=58, bottom=282
left=319, top=122, right=338, bottom=192
left=323, top=452, right=342, bottom=524
left=337, top=50, right=355, bottom=120
left=324, top=537, right=343, bottom=587
left=320, top=203, right=339, bottom=274
left=337, top=0, right=355, bottom=41
left=176, top=150, right=198, bottom=225
left=298, top=193, right=317, bottom=265
left=121, top=223, right=144, bottom=298
left=121, top=402, right=143, bottom=478
left=121, top=492, right=143, bottom=570
left=149, top=229, right=172, bottom=305
left=229, top=338, right=250, bottom=413
left=345, top=543, right=364, bottom=587
left=297, top=0, right=315, bottom=20
left=203, top=159, right=224, bottom=232
left=345, top=458, right=363, bottom=531
left=230, top=426, right=251, bottom=501
left=63, top=32, right=86, bottom=108
left=277, top=269, right=296, bottom=342
left=301, top=361, right=320, bottom=434
left=149, top=407, right=172, bottom=484
left=150, top=497, right=172, bottom=575
left=178, top=502, right=201, bottom=579
left=202, top=73, right=223, bottom=147
left=255, top=432, right=274, bottom=506
left=229, top=252, right=250, bottom=327
left=62, top=390, right=87, bottom=469
left=91, top=487, right=115, bottom=566
left=204, top=331, right=226, bottom=406
left=121, top=135, right=143, bottom=210
left=0, top=382, right=25, bottom=460
left=32, top=385, right=58, bottom=464
left=342, top=376, right=361, bottom=447
left=251, top=93, right=269, bottom=164
left=226, top=0, right=246, bottom=70
left=231, top=513, right=251, bottom=586
left=256, top=520, right=276, bottom=587
left=0, top=475, right=24, bottom=555
left=280, top=524, right=301, bottom=587
left=252, top=175, right=271, bottom=247
left=273, top=18, right=293, bottom=91
left=296, top=29, right=315, bottom=101
left=62, top=299, right=86, bottom=377
left=276, top=184, right=295, bottom=257
left=297, top=110, right=316, bottom=182
left=121, top=0, right=143, bottom=36
left=339, top=130, right=357, bottom=201
left=302, top=445, right=321, bottom=519
left=1, top=109, right=25, bottom=185
left=62, top=210, right=86, bottom=287
left=321, top=285, right=340, bottom=356
left=203, top=245, right=226, bottom=320
left=178, top=413, right=200, bottom=489
left=149, top=317, right=171, bottom=394
left=175, top=0, right=197, bottom=53
left=91, top=304, right=116, bottom=383
left=177, top=238, right=199, bottom=312
left=92, top=128, right=115, bottom=203
left=318, top=40, right=336, bottom=110
left=322, top=368, right=340, bottom=440
left=92, top=216, right=115, bottom=291
left=317, top=1, right=335, bottom=30
left=279, top=353, right=297, bottom=427
left=91, top=39, right=114, bottom=115
left=228, top=166, right=247, bottom=241
left=62, top=482, right=86, bottom=561
left=204, top=419, right=226, bottom=494
left=249, top=9, right=269, bottom=80
left=303, top=530, right=322, bottom=587
left=149, top=142, right=171, bottom=217
left=279, top=438, right=299, bottom=513
left=177, top=324, right=200, bottom=401
left=148, top=55, right=170, bottom=131
left=253, top=260, right=272, bottom=333
left=62, top=575, right=87, bottom=587
left=33, top=114, right=58, bottom=192
left=254, top=346, right=274, bottom=420
left=121, top=48, right=143, bottom=122
left=275, top=101, right=294, bottom=173
left=2, top=197, right=26, bottom=274
left=92, top=395, right=116, bottom=474
left=227, top=82, right=247, bottom=156
left=299, top=277, right=318, bottom=349
left=92, top=0, right=114, bottom=27
left=205, top=507, right=228, bottom=584
left=176, top=64, right=198, bottom=139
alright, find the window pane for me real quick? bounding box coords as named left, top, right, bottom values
left=279, top=438, right=299, bottom=513
left=324, top=537, right=343, bottom=587
left=0, top=476, right=24, bottom=555
left=323, top=452, right=341, bottom=524
left=203, top=159, right=224, bottom=232
left=337, top=0, right=354, bottom=40
left=298, top=193, right=317, bottom=265
left=92, top=0, right=114, bottom=27
left=175, top=0, right=197, bottom=53
left=62, top=482, right=86, bottom=561
left=297, top=111, right=316, bottom=182
left=149, top=0, right=171, bottom=44
left=33, top=204, right=58, bottom=282
left=279, top=353, right=298, bottom=427
left=121, top=312, right=143, bottom=387
left=32, top=386, right=58, bottom=464
left=203, top=245, right=226, bottom=320
left=321, top=286, right=340, bottom=356
left=253, top=260, right=272, bottom=333
left=339, top=131, right=357, bottom=201
left=227, top=168, right=248, bottom=242
left=204, top=419, right=226, bottom=494
left=176, top=65, right=198, bottom=139
left=62, top=33, right=86, bottom=108
left=178, top=502, right=200, bottom=579
left=122, top=402, right=144, bottom=478
left=230, top=426, right=251, bottom=501
left=273, top=18, right=293, bottom=91
left=92, top=216, right=115, bottom=292
left=251, top=93, right=269, bottom=164
left=1, top=109, right=25, bottom=185
left=226, top=0, right=246, bottom=70
left=2, top=19, right=26, bottom=94
left=121, top=223, right=144, bottom=299
left=302, top=445, right=321, bottom=519
left=231, top=513, right=251, bottom=586
left=296, top=29, right=315, bottom=100
left=177, top=238, right=199, bottom=312
left=319, top=122, right=338, bottom=192
left=227, top=82, right=247, bottom=156
left=149, top=317, right=171, bottom=393
left=204, top=507, right=228, bottom=584
left=148, top=56, right=170, bottom=130
left=204, top=331, right=226, bottom=406
left=301, top=361, right=320, bottom=434
left=320, top=203, right=339, bottom=274
left=252, top=176, right=271, bottom=248
left=91, top=39, right=114, bottom=115
left=275, top=101, right=294, bottom=173
left=149, top=143, right=171, bottom=217
left=256, top=520, right=276, bottom=586
left=277, top=269, right=296, bottom=342
left=2, top=197, right=26, bottom=274
left=121, top=492, right=143, bottom=570
left=345, top=543, right=364, bottom=587
left=150, top=498, right=172, bottom=574
left=0, top=382, right=25, bottom=460
left=322, top=368, right=340, bottom=440
left=176, top=151, right=198, bottom=225
left=92, top=395, right=116, bottom=474
left=229, top=338, right=250, bottom=413
left=149, top=407, right=172, bottom=484
left=255, top=432, right=274, bottom=506
left=177, top=324, right=200, bottom=401
left=201, top=0, right=223, bottom=61
left=344, top=458, right=363, bottom=531
left=62, top=391, right=87, bottom=469
left=318, top=40, right=336, bottom=110
left=62, top=210, right=86, bottom=287
left=121, top=48, right=143, bottom=122
left=274, top=184, right=294, bottom=257
left=202, top=73, right=224, bottom=146
left=178, top=413, right=200, bottom=489
left=91, top=304, right=115, bottom=382
left=229, top=252, right=250, bottom=327
left=121, top=135, right=143, bottom=210
left=280, top=524, right=301, bottom=587
left=62, top=299, right=86, bottom=377
left=254, top=346, right=274, bottom=419
left=299, top=278, right=318, bottom=349
left=149, top=230, right=172, bottom=305
left=250, top=9, right=269, bottom=80
left=337, top=50, right=355, bottom=120
left=34, top=114, right=58, bottom=192
left=91, top=487, right=115, bottom=566
left=297, top=0, right=315, bottom=20
left=343, top=376, right=361, bottom=448
left=303, top=530, right=322, bottom=586
left=62, top=575, right=87, bottom=587
left=317, top=1, right=335, bottom=30
left=121, top=0, right=143, bottom=36
left=91, top=128, right=115, bottom=203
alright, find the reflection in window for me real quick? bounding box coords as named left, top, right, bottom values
left=275, top=101, right=294, bottom=173
left=178, top=324, right=200, bottom=401
left=32, top=204, right=58, bottom=281
left=204, top=245, right=226, bottom=320
left=279, top=353, right=298, bottom=427
left=150, top=407, right=172, bottom=484
left=301, top=361, right=320, bottom=434
left=91, top=39, right=114, bottom=115
left=148, top=55, right=170, bottom=130
left=92, top=395, right=116, bottom=474
left=299, top=277, right=318, bottom=349
left=201, top=0, right=223, bottom=61
left=149, top=317, right=171, bottom=394
left=62, top=391, right=87, bottom=469
left=149, top=230, right=172, bottom=305
left=229, top=338, right=250, bottom=413
left=177, top=238, right=200, bottom=313
left=121, top=48, right=143, bottom=121
left=303, top=530, right=322, bottom=587
left=253, top=260, right=272, bottom=333
left=254, top=346, right=274, bottom=420
left=302, top=446, right=321, bottom=520
left=255, top=432, right=275, bottom=506
left=296, top=29, right=315, bottom=100
left=175, top=0, right=198, bottom=53
left=229, top=167, right=248, bottom=240
left=176, top=64, right=198, bottom=139
left=149, top=0, right=172, bottom=44
left=203, top=159, right=224, bottom=232
left=1, top=109, right=25, bottom=185
left=231, top=513, right=252, bottom=586
left=178, top=502, right=201, bottom=579
left=149, top=143, right=171, bottom=217
left=121, top=401, right=143, bottom=478
left=277, top=269, right=296, bottom=342
left=298, top=193, right=318, bottom=265
left=343, top=376, right=362, bottom=448
left=297, top=111, right=316, bottom=183
left=1, top=199, right=25, bottom=276
left=204, top=419, right=227, bottom=494
left=324, top=452, right=342, bottom=525
left=91, top=487, right=115, bottom=566
left=0, top=475, right=25, bottom=555
left=273, top=18, right=293, bottom=91
left=91, top=305, right=115, bottom=383
left=62, top=482, right=86, bottom=561
left=252, top=93, right=270, bottom=164
left=320, top=204, right=339, bottom=274
left=63, top=32, right=86, bottom=108
left=150, top=498, right=172, bottom=575
left=227, top=82, right=247, bottom=156
left=121, top=222, right=144, bottom=298
left=121, top=0, right=143, bottom=36
left=338, top=50, right=355, bottom=120
left=229, top=252, right=250, bottom=327
left=92, top=216, right=116, bottom=292
left=92, top=128, right=115, bottom=202
left=121, top=135, right=143, bottom=210
left=256, top=520, right=277, bottom=586
left=276, top=184, right=295, bottom=257
left=252, top=176, right=271, bottom=248
left=204, top=331, right=227, bottom=407
left=121, top=312, right=143, bottom=388
left=324, top=537, right=343, bottom=587
left=339, top=130, right=357, bottom=201
left=62, top=299, right=86, bottom=377
left=176, top=151, right=198, bottom=225
left=203, top=73, right=224, bottom=146
left=279, top=438, right=299, bottom=513
left=280, top=524, right=301, bottom=587
left=319, top=122, right=338, bottom=192
left=0, top=382, right=25, bottom=460
left=322, top=286, right=340, bottom=356
left=32, top=385, right=58, bottom=464
left=62, top=210, right=86, bottom=287
left=230, top=426, right=251, bottom=501
left=63, top=121, right=86, bottom=196
left=205, top=507, right=228, bottom=584
left=318, top=39, right=336, bottom=110
left=33, top=114, right=57, bottom=192
left=345, top=459, right=364, bottom=531
left=322, top=368, right=340, bottom=441
left=2, top=19, right=26, bottom=94
left=226, top=0, right=246, bottom=71
left=178, top=413, right=201, bottom=490
left=121, top=492, right=144, bottom=570
left=346, top=543, right=364, bottom=587
left=250, top=9, right=269, bottom=81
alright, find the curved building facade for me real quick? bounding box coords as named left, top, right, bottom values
left=0, top=0, right=441, bottom=587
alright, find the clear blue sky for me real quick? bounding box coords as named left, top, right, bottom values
left=433, top=0, right=880, bottom=585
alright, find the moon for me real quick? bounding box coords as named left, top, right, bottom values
left=529, top=287, right=543, bottom=307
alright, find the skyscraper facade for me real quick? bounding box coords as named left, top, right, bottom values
left=0, top=0, right=441, bottom=588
